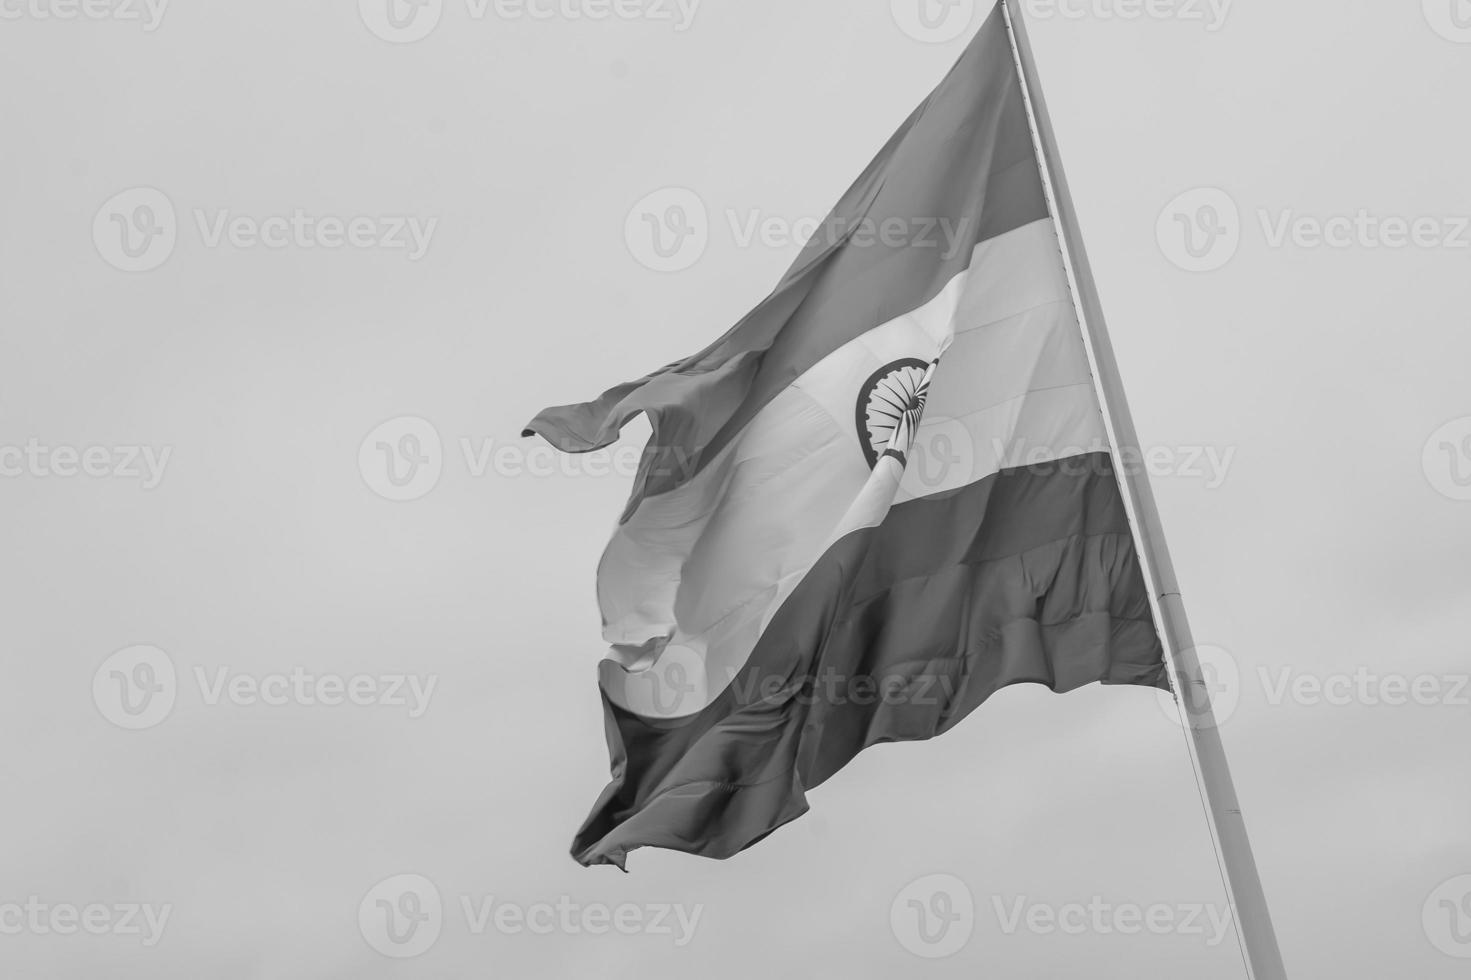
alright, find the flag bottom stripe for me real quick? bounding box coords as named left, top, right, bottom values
left=575, top=452, right=1166, bottom=868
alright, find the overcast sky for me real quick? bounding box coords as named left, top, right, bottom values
left=2, top=1, right=1469, bottom=977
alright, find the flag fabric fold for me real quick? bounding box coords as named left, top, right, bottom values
left=527, top=4, right=1168, bottom=870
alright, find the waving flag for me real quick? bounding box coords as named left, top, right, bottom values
left=526, top=4, right=1167, bottom=870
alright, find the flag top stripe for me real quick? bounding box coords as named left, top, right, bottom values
left=524, top=4, right=1045, bottom=518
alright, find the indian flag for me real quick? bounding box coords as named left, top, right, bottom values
left=525, top=4, right=1167, bottom=870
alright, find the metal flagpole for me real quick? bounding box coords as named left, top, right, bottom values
left=996, top=2, right=1288, bottom=978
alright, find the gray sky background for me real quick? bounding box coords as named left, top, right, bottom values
left=2, top=1, right=1469, bottom=977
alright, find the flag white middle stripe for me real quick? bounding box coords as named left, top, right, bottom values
left=600, top=216, right=1108, bottom=719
